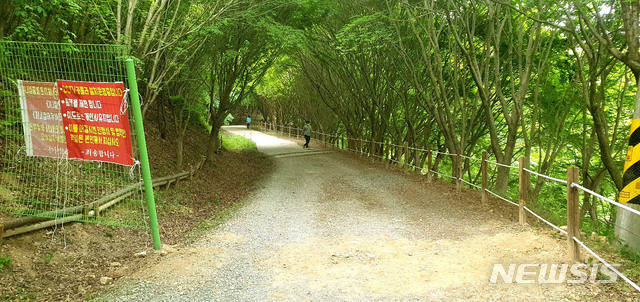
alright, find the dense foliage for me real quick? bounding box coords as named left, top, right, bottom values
left=255, top=0, right=640, bottom=239
left=2, top=0, right=640, bottom=240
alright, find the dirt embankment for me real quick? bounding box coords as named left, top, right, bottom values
left=0, top=124, right=274, bottom=301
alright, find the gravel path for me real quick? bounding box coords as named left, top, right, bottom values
left=99, top=126, right=601, bottom=301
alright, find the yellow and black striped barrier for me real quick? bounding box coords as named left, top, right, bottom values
left=621, top=119, right=640, bottom=204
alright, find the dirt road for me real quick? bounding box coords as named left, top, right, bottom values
left=99, top=126, right=606, bottom=301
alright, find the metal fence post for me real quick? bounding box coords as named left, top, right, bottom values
left=126, top=59, right=161, bottom=250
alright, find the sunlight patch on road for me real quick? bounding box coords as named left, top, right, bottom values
left=263, top=231, right=569, bottom=298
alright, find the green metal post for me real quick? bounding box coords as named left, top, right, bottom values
left=126, top=59, right=161, bottom=250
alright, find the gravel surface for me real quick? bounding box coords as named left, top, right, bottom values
left=98, top=126, right=610, bottom=301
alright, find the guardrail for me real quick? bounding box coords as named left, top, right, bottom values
left=256, top=121, right=640, bottom=292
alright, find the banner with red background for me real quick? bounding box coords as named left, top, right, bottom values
left=57, top=80, right=134, bottom=166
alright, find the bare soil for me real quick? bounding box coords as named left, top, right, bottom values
left=0, top=124, right=274, bottom=301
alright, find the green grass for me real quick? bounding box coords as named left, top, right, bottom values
left=0, top=256, right=11, bottom=270
left=36, top=253, right=54, bottom=264
left=221, top=133, right=257, bottom=151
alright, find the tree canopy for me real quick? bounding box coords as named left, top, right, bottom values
left=3, top=0, right=640, bottom=241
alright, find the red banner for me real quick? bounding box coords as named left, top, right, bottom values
left=18, top=81, right=68, bottom=158
left=57, top=80, right=134, bottom=166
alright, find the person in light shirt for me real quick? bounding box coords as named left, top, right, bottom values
left=303, top=121, right=311, bottom=148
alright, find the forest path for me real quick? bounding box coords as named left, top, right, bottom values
left=100, top=126, right=595, bottom=301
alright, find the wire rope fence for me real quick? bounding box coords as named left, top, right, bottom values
left=256, top=121, right=640, bottom=292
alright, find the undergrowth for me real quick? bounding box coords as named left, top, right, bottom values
left=221, top=132, right=257, bottom=151
left=0, top=256, right=11, bottom=270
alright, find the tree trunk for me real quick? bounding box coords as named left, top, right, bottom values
left=207, top=126, right=221, bottom=161
left=206, top=113, right=225, bottom=162
left=493, top=165, right=511, bottom=196
left=176, top=135, right=184, bottom=171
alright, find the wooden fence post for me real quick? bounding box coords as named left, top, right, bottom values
left=456, top=151, right=462, bottom=191
left=451, top=154, right=456, bottom=183
left=481, top=151, right=488, bottom=203
left=518, top=157, right=529, bottom=225
left=414, top=146, right=420, bottom=174
left=384, top=140, right=390, bottom=167
left=404, top=142, right=409, bottom=172
left=381, top=141, right=386, bottom=164
left=427, top=145, right=433, bottom=182
left=323, top=133, right=327, bottom=147
left=370, top=141, right=375, bottom=161
left=567, top=166, right=581, bottom=262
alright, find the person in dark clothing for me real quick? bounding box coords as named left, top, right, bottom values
left=246, top=115, right=251, bottom=129
left=303, top=121, right=311, bottom=148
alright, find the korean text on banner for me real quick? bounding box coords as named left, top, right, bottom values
left=17, top=80, right=68, bottom=158
left=57, top=80, right=134, bottom=166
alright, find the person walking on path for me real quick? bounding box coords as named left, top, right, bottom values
left=246, top=115, right=252, bottom=129
left=303, top=121, right=312, bottom=148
